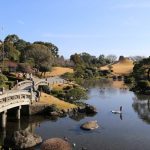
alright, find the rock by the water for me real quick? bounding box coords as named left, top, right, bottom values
left=50, top=111, right=59, bottom=116
left=78, top=104, right=97, bottom=115
left=46, top=105, right=59, bottom=113
left=62, top=109, right=68, bottom=113
left=78, top=107, right=85, bottom=113
left=81, top=120, right=99, bottom=130
left=41, top=138, right=72, bottom=150
left=11, top=130, right=42, bottom=149
left=85, top=105, right=97, bottom=114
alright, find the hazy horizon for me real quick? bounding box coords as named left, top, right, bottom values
left=0, top=0, right=150, bottom=58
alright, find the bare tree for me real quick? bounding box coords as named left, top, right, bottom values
left=107, top=55, right=117, bottom=63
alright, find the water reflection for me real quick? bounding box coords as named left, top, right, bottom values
left=132, top=94, right=150, bottom=124
left=120, top=114, right=123, bottom=120
left=84, top=79, right=128, bottom=97
left=82, top=78, right=113, bottom=89
left=69, top=112, right=96, bottom=121
left=0, top=116, right=47, bottom=146
left=69, top=113, right=87, bottom=121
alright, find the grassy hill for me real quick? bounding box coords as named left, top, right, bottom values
left=44, top=67, right=74, bottom=77
left=101, top=57, right=134, bottom=75
left=39, top=92, right=77, bottom=110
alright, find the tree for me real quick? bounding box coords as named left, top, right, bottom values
left=137, top=80, right=150, bottom=92
left=129, top=56, right=145, bottom=62
left=0, top=73, right=8, bottom=87
left=55, top=56, right=65, bottom=66
left=25, top=44, right=54, bottom=74
left=17, top=63, right=32, bottom=73
left=81, top=52, right=93, bottom=66
left=133, top=57, right=150, bottom=81
left=14, top=39, right=30, bottom=51
left=98, top=55, right=110, bottom=66
left=4, top=42, right=20, bottom=61
left=107, top=55, right=117, bottom=63
left=14, top=39, right=30, bottom=62
left=70, top=53, right=83, bottom=65
left=0, top=43, right=3, bottom=61
left=66, top=87, right=87, bottom=101
left=39, top=63, right=52, bottom=76
left=34, top=41, right=59, bottom=57
left=4, top=34, right=19, bottom=44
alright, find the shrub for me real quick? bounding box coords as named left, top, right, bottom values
left=38, top=85, right=51, bottom=94
left=0, top=73, right=8, bottom=88
left=17, top=63, right=32, bottom=73
left=0, top=74, right=8, bottom=82
left=66, top=87, right=87, bottom=101
left=5, top=81, right=15, bottom=89
left=51, top=89, right=63, bottom=95
left=85, top=69, right=93, bottom=78
left=7, top=75, right=23, bottom=82
left=135, top=80, right=150, bottom=93
left=61, top=72, right=74, bottom=81
left=124, top=76, right=134, bottom=84
left=63, top=86, right=72, bottom=90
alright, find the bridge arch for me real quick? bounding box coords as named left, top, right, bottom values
left=0, top=91, right=32, bottom=128
left=13, top=79, right=49, bottom=90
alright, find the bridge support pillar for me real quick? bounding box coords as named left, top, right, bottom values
left=30, top=88, right=35, bottom=103
left=2, top=111, right=7, bottom=128
left=17, top=106, right=21, bottom=120
left=2, top=128, right=6, bottom=143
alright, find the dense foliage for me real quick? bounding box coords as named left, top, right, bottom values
left=70, top=53, right=111, bottom=67
left=0, top=74, right=8, bottom=87
left=0, top=34, right=78, bottom=75
left=130, top=57, right=150, bottom=94
left=51, top=86, right=87, bottom=102
left=69, top=53, right=113, bottom=80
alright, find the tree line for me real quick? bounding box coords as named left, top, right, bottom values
left=0, top=34, right=74, bottom=75
left=0, top=34, right=120, bottom=75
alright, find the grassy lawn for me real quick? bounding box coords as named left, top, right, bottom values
left=39, top=92, right=77, bottom=110
left=100, top=58, right=134, bottom=75
left=43, top=67, right=74, bottom=77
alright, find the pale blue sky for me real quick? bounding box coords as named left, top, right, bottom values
left=0, top=0, right=150, bottom=58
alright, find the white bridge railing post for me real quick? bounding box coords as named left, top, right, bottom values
left=2, top=110, right=7, bottom=128
left=17, top=106, right=21, bottom=120
left=30, top=88, right=34, bottom=104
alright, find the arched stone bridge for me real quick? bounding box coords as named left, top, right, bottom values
left=0, top=90, right=33, bottom=128
left=0, top=77, right=67, bottom=128
left=13, top=79, right=49, bottom=90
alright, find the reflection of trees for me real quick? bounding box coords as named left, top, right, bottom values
left=69, top=112, right=96, bottom=121
left=134, top=94, right=150, bottom=101
left=82, top=79, right=113, bottom=89
left=0, top=116, right=47, bottom=145
left=106, top=87, right=118, bottom=95
left=119, top=89, right=128, bottom=94
left=69, top=112, right=86, bottom=121
left=132, top=94, right=150, bottom=124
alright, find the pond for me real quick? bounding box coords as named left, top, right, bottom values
left=1, top=80, right=150, bottom=150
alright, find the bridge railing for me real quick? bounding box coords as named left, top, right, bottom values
left=13, top=80, right=32, bottom=90
left=35, top=80, right=48, bottom=87
left=13, top=79, right=49, bottom=90
left=0, top=91, right=31, bottom=104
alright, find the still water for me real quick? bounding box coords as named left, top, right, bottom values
left=1, top=80, right=150, bottom=150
